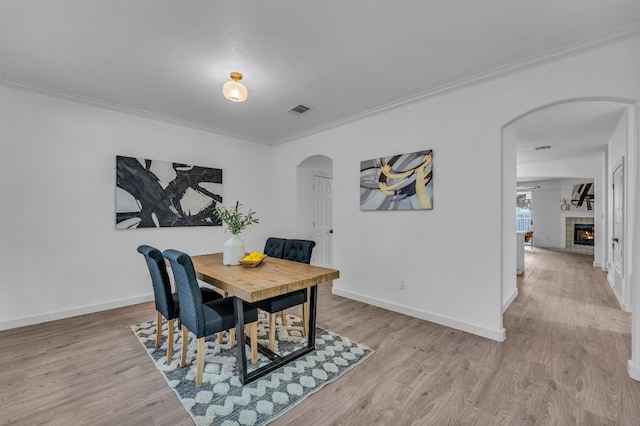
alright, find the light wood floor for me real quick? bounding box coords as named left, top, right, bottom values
left=2, top=248, right=639, bottom=425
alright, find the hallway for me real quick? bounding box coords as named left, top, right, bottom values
left=501, top=248, right=638, bottom=424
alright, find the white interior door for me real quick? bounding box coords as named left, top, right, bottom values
left=310, top=174, right=332, bottom=266
left=612, top=162, right=624, bottom=298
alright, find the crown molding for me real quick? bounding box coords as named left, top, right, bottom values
left=275, top=22, right=640, bottom=145
left=0, top=78, right=268, bottom=146
left=2, top=22, right=639, bottom=147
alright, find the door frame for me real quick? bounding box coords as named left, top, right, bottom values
left=308, top=171, right=333, bottom=266
left=295, top=155, right=334, bottom=265
left=610, top=158, right=628, bottom=310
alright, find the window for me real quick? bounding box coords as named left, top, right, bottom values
left=516, top=191, right=532, bottom=231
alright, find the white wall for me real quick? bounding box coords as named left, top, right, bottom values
left=274, top=35, right=640, bottom=342
left=528, top=180, right=564, bottom=248
left=631, top=102, right=640, bottom=380
left=0, top=86, right=274, bottom=330
left=502, top=125, right=518, bottom=311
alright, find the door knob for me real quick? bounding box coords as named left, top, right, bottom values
left=612, top=237, right=619, bottom=243
left=329, top=230, right=333, bottom=234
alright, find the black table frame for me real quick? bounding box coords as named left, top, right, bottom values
left=233, top=285, right=318, bottom=384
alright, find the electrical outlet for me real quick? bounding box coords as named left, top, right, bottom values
left=399, top=280, right=406, bottom=290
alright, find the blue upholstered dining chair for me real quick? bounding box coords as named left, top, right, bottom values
left=162, top=249, right=259, bottom=388
left=282, top=239, right=316, bottom=263
left=137, top=245, right=222, bottom=363
left=263, top=237, right=286, bottom=258
left=252, top=239, right=316, bottom=352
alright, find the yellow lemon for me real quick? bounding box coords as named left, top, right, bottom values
left=242, top=252, right=264, bottom=262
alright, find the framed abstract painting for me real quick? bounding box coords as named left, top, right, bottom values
left=360, top=149, right=433, bottom=210
left=571, top=182, right=594, bottom=211
left=115, top=155, right=223, bottom=229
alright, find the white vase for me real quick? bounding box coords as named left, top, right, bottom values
left=223, top=234, right=245, bottom=265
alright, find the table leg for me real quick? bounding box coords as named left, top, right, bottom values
left=308, top=285, right=317, bottom=348
left=235, top=284, right=321, bottom=384
left=234, top=296, right=248, bottom=384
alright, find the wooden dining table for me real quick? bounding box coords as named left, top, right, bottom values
left=190, top=252, right=340, bottom=384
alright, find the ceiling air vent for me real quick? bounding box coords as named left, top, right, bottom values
left=287, top=104, right=311, bottom=115
left=534, top=145, right=552, bottom=151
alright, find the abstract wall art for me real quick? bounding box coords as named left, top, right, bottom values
left=360, top=149, right=433, bottom=210
left=115, top=155, right=223, bottom=229
left=571, top=182, right=594, bottom=211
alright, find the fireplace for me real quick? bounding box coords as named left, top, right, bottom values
left=565, top=217, right=594, bottom=254
left=574, top=224, right=594, bottom=246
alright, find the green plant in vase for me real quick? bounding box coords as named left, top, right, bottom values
left=215, top=201, right=259, bottom=265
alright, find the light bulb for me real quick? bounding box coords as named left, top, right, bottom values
left=222, top=73, right=248, bottom=102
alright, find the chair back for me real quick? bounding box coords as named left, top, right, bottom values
left=264, top=237, right=286, bottom=258
left=282, top=239, right=316, bottom=264
left=162, top=249, right=206, bottom=337
left=137, top=245, right=175, bottom=319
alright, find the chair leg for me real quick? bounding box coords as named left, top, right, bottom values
left=302, top=302, right=308, bottom=336
left=180, top=325, right=189, bottom=367
left=229, top=328, right=236, bottom=347
left=218, top=292, right=229, bottom=345
left=196, top=337, right=205, bottom=388
left=281, top=311, right=287, bottom=326
left=167, top=318, right=175, bottom=362
left=155, top=311, right=162, bottom=348
left=249, top=323, right=258, bottom=364
left=269, top=313, right=276, bottom=352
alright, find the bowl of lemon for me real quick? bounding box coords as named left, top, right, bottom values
left=239, top=251, right=267, bottom=268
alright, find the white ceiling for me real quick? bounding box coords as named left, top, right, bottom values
left=515, top=101, right=627, bottom=166
left=1, top=1, right=640, bottom=145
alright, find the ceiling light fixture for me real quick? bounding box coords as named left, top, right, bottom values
left=222, top=72, right=248, bottom=102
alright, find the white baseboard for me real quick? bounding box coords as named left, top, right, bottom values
left=0, top=293, right=154, bottom=331
left=612, top=286, right=632, bottom=312
left=607, top=273, right=615, bottom=288
left=503, top=288, right=518, bottom=313
left=607, top=274, right=632, bottom=312
left=628, top=360, right=640, bottom=381
left=332, top=287, right=506, bottom=342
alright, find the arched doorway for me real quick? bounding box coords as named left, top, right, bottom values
left=297, top=155, right=334, bottom=266
left=501, top=97, right=639, bottom=379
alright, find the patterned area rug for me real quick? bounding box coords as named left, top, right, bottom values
left=131, top=313, right=373, bottom=425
